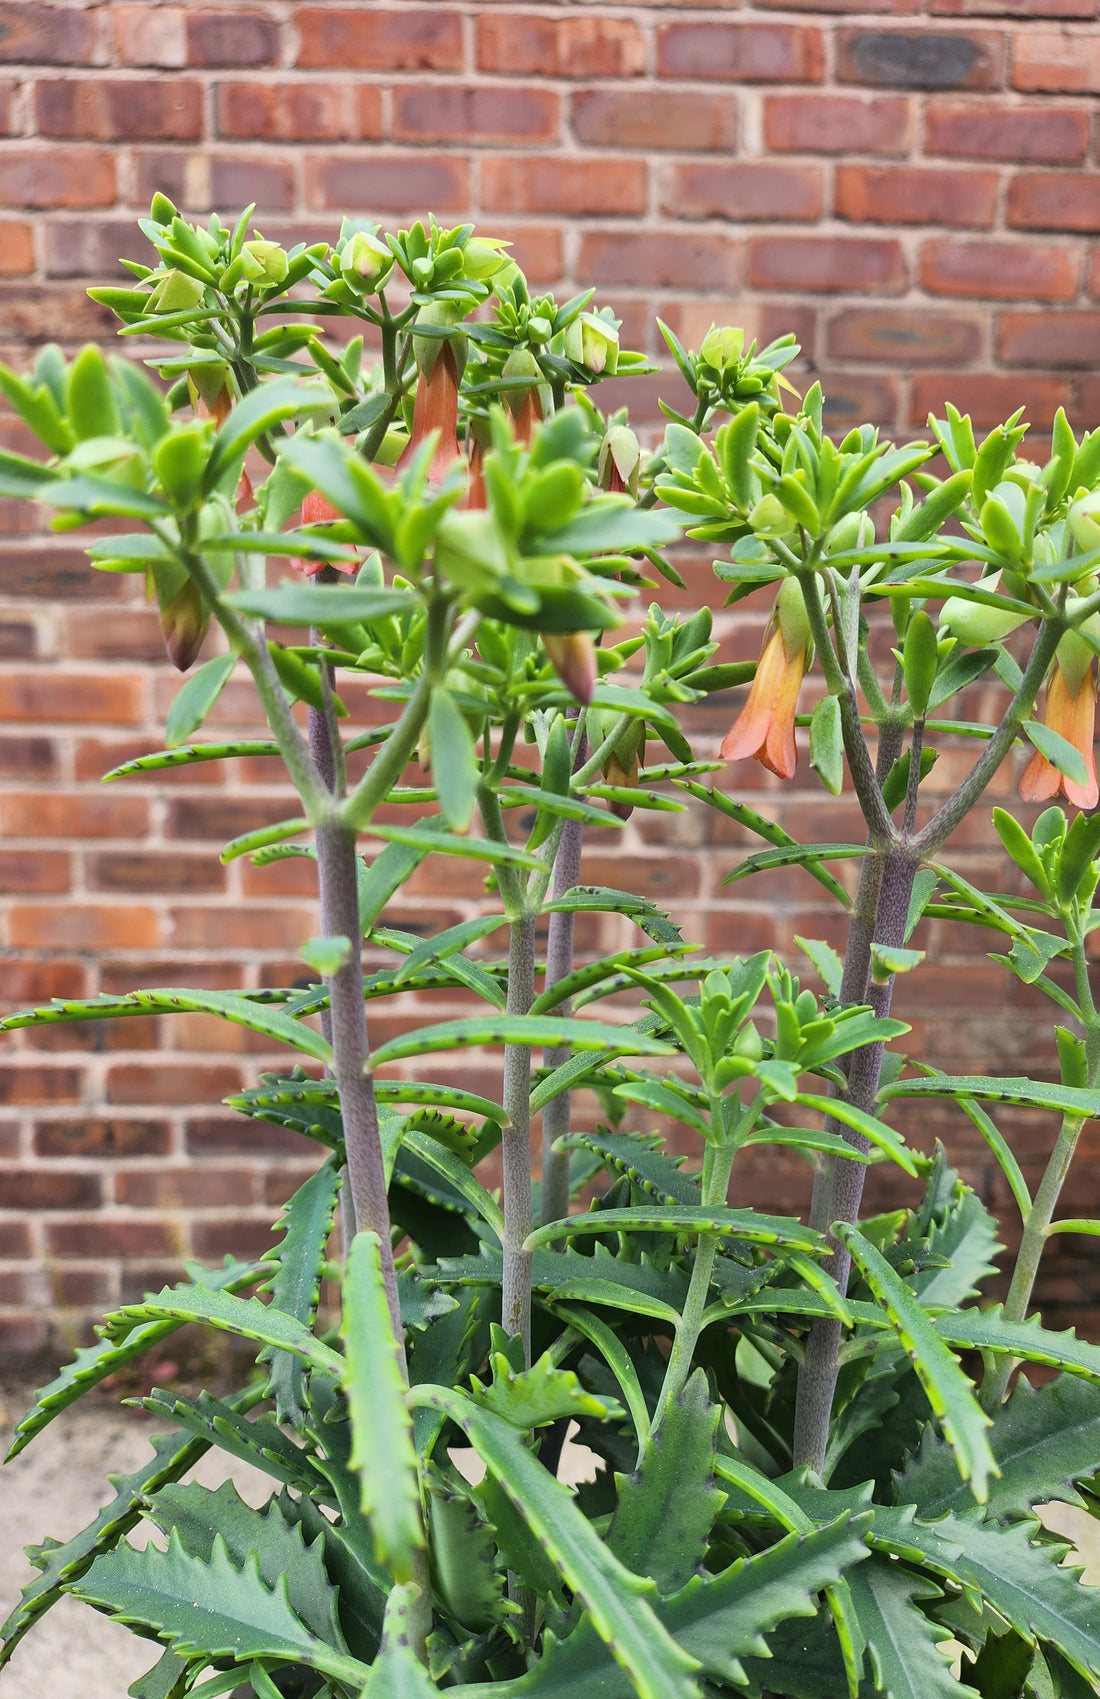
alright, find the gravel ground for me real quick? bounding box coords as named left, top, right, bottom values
left=1, top=1383, right=1098, bottom=1699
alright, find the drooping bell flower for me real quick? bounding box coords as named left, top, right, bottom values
left=721, top=577, right=811, bottom=780
left=296, top=487, right=356, bottom=579
left=598, top=424, right=641, bottom=497
left=501, top=347, right=544, bottom=448
left=542, top=631, right=597, bottom=705
left=1019, top=629, right=1098, bottom=810
left=398, top=302, right=466, bottom=486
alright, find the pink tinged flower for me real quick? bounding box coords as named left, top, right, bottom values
left=720, top=580, right=811, bottom=782
left=295, top=487, right=356, bottom=579
left=1019, top=658, right=1099, bottom=811
left=398, top=340, right=463, bottom=486
left=543, top=631, right=597, bottom=705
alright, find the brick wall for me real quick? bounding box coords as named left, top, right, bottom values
left=1, top=0, right=1099, bottom=1361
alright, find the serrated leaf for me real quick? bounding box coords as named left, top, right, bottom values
left=372, top=1014, right=676, bottom=1069
left=71, top=1532, right=370, bottom=1683
left=559, top=1129, right=702, bottom=1207
left=526, top=1205, right=822, bottom=1255
left=106, top=1284, right=344, bottom=1377
left=933, top=1306, right=1100, bottom=1388
left=472, top=1350, right=620, bottom=1429
left=723, top=841, right=870, bottom=889
left=342, top=1232, right=424, bottom=1582
left=165, top=652, right=236, bottom=749
left=795, top=935, right=844, bottom=997
left=365, top=821, right=544, bottom=873
left=846, top=1556, right=975, bottom=1699
left=438, top=1241, right=691, bottom=1319
left=144, top=1480, right=347, bottom=1649
left=880, top=1073, right=1100, bottom=1120
left=608, top=1369, right=725, bottom=1595
left=139, top=1389, right=327, bottom=1496
left=912, top=1184, right=1001, bottom=1311
left=362, top=1582, right=439, bottom=1696
left=259, top=1156, right=341, bottom=1423
left=0, top=986, right=330, bottom=1064
left=837, top=1225, right=997, bottom=1504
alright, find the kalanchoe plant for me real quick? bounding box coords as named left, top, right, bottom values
left=2, top=201, right=1100, bottom=1699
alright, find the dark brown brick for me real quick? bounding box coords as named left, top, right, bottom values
left=35, top=78, right=202, bottom=141
left=827, top=307, right=983, bottom=364
left=86, top=852, right=226, bottom=894
left=0, top=849, right=69, bottom=893
left=0, top=1167, right=101, bottom=1208
left=0, top=543, right=128, bottom=597
left=0, top=735, right=58, bottom=779
left=838, top=27, right=1006, bottom=88
left=0, top=4, right=95, bottom=63
left=48, top=1266, right=117, bottom=1307
left=187, top=11, right=278, bottom=66
left=186, top=1113, right=318, bottom=1155
left=657, top=21, right=824, bottom=82
left=296, top=7, right=463, bottom=71
left=0, top=961, right=86, bottom=1010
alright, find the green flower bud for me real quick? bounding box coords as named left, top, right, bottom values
left=939, top=585, right=1029, bottom=646
left=902, top=609, right=939, bottom=718
left=340, top=230, right=394, bottom=293
left=148, top=268, right=205, bottom=313
left=411, top=299, right=468, bottom=380
left=240, top=240, right=289, bottom=286
left=1069, top=489, right=1100, bottom=552
left=461, top=237, right=511, bottom=282
left=598, top=424, right=641, bottom=496
left=563, top=313, right=619, bottom=375
left=699, top=325, right=743, bottom=373
left=748, top=493, right=794, bottom=538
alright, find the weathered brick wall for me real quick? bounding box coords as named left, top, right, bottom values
left=1, top=0, right=1099, bottom=1361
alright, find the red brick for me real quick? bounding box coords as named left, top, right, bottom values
left=87, top=853, right=225, bottom=895
left=934, top=0, right=1094, bottom=11
left=661, top=161, right=822, bottom=222
left=924, top=98, right=1090, bottom=161
left=304, top=153, right=469, bottom=213
left=1008, top=173, right=1100, bottom=233
left=578, top=230, right=740, bottom=291
left=827, top=306, right=983, bottom=365
left=64, top=608, right=173, bottom=663
left=836, top=164, right=997, bottom=226
left=187, top=11, right=278, bottom=66
left=191, top=1219, right=281, bottom=1260
left=49, top=1265, right=117, bottom=1308
left=481, top=156, right=646, bottom=217
left=571, top=89, right=735, bottom=153
left=186, top=1113, right=317, bottom=1155
left=100, top=960, right=246, bottom=995
left=0, top=1220, right=31, bottom=1257
left=837, top=27, right=1005, bottom=89
left=0, top=848, right=69, bottom=893
left=167, top=905, right=317, bottom=950
left=997, top=311, right=1100, bottom=369
left=751, top=236, right=907, bottom=293
left=763, top=93, right=912, bottom=154
left=35, top=1118, right=173, bottom=1158
left=296, top=7, right=463, bottom=71
left=10, top=904, right=160, bottom=951
left=45, top=1218, right=180, bottom=1258
left=0, top=960, right=86, bottom=1009
left=0, top=1065, right=83, bottom=1104
left=0, top=221, right=34, bottom=275
left=34, top=78, right=202, bottom=141
left=164, top=794, right=299, bottom=843
left=0, top=671, right=142, bottom=725
left=1012, top=31, right=1100, bottom=92
left=393, top=83, right=559, bottom=146
left=114, top=1166, right=254, bottom=1208
left=0, top=284, right=114, bottom=341
left=0, top=1168, right=101, bottom=1208
left=480, top=224, right=563, bottom=285
left=657, top=21, right=824, bottom=82
left=0, top=150, right=115, bottom=209
left=920, top=238, right=1078, bottom=299
left=107, top=1063, right=242, bottom=1109
left=210, top=155, right=295, bottom=213
left=910, top=372, right=1071, bottom=428
left=477, top=14, right=644, bottom=78
left=0, top=4, right=95, bottom=63
left=0, top=76, right=12, bottom=133
left=216, top=80, right=377, bottom=143
left=42, top=217, right=173, bottom=281
left=1, top=792, right=150, bottom=839
left=0, top=1316, right=49, bottom=1357
left=754, top=0, right=918, bottom=9
left=0, top=736, right=59, bottom=780
left=0, top=544, right=127, bottom=597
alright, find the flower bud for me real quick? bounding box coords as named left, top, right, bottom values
left=240, top=241, right=289, bottom=286
left=543, top=631, right=597, bottom=704
left=149, top=269, right=205, bottom=313
left=159, top=576, right=208, bottom=672
left=732, top=1020, right=763, bottom=1062
left=563, top=312, right=619, bottom=376
left=501, top=347, right=546, bottom=445
left=411, top=300, right=468, bottom=382
left=1069, top=489, right=1100, bottom=552
left=460, top=237, right=511, bottom=282
left=774, top=575, right=812, bottom=659
left=699, top=325, right=744, bottom=373
left=939, top=586, right=1030, bottom=647
left=598, top=425, right=641, bottom=496
left=748, top=493, right=795, bottom=539
left=340, top=230, right=394, bottom=293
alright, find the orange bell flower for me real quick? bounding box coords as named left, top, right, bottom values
left=1019, top=648, right=1098, bottom=811
left=721, top=579, right=811, bottom=781
left=397, top=339, right=463, bottom=486
left=295, top=487, right=357, bottom=580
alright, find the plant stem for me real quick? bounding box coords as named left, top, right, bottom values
left=793, top=847, right=918, bottom=1474
left=540, top=729, right=588, bottom=1229
left=650, top=1138, right=736, bottom=1435
left=501, top=911, right=537, bottom=1363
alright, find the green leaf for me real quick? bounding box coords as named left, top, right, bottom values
left=366, top=821, right=545, bottom=873
left=164, top=652, right=236, bottom=749
left=1025, top=717, right=1089, bottom=786
left=900, top=1374, right=1100, bottom=1523
left=723, top=841, right=870, bottom=889
left=71, top=1532, right=371, bottom=1684
left=955, top=1097, right=1032, bottom=1222
left=550, top=1300, right=652, bottom=1454
left=145, top=1480, right=347, bottom=1649
left=608, top=1369, right=725, bottom=1595
left=396, top=914, right=509, bottom=982
left=204, top=377, right=330, bottom=494
left=880, top=1073, right=1100, bottom=1120
left=846, top=1556, right=973, bottom=1699
left=933, top=1306, right=1100, bottom=1388
left=259, top=1156, right=341, bottom=1424
left=430, top=687, right=477, bottom=831
left=106, top=1283, right=344, bottom=1378
left=526, top=1205, right=821, bottom=1254
left=439, top=1241, right=691, bottom=1319
left=224, top=583, right=413, bottom=625
left=795, top=935, right=844, bottom=998
left=558, top=1129, right=702, bottom=1207
left=912, top=1183, right=1001, bottom=1310
left=342, top=1231, right=424, bottom=1583
left=299, top=934, right=352, bottom=977
left=613, top=1077, right=711, bottom=1138
left=471, top=1347, right=620, bottom=1430
left=413, top=1387, right=702, bottom=1699
left=102, top=738, right=281, bottom=779
left=222, top=817, right=310, bottom=862
left=362, top=1583, right=438, bottom=1697
left=372, top=1014, right=676, bottom=1069
left=0, top=985, right=330, bottom=1064
left=678, top=781, right=852, bottom=906
left=539, top=502, right=681, bottom=555
left=870, top=942, right=925, bottom=979
left=840, top=1229, right=997, bottom=1505
left=794, top=1094, right=918, bottom=1175
left=809, top=694, right=845, bottom=795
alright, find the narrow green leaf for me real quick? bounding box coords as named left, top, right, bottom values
left=550, top=1301, right=651, bottom=1454
left=794, top=1094, right=918, bottom=1175
left=526, top=1205, right=821, bottom=1254
left=1025, top=716, right=1089, bottom=786
left=221, top=817, right=310, bottom=864
left=429, top=687, right=477, bottom=831
left=366, top=821, right=544, bottom=873
left=1, top=985, right=330, bottom=1063
left=362, top=1583, right=438, bottom=1697
left=880, top=1072, right=1100, bottom=1120
left=933, top=1305, right=1100, bottom=1388
left=723, top=841, right=870, bottom=887
left=846, top=1557, right=973, bottom=1699
left=342, top=1232, right=424, bottom=1583
left=396, top=914, right=509, bottom=982
left=163, top=653, right=237, bottom=749
left=205, top=377, right=330, bottom=493
left=107, top=1283, right=344, bottom=1378
left=836, top=1224, right=996, bottom=1503
left=224, top=584, right=413, bottom=625
left=259, top=1156, right=341, bottom=1423
left=102, top=739, right=280, bottom=779
left=372, top=1014, right=676, bottom=1069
